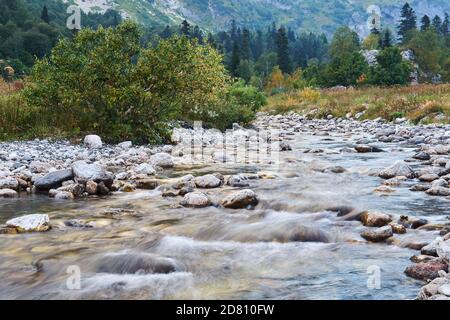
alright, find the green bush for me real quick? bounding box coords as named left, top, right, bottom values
left=22, top=21, right=263, bottom=143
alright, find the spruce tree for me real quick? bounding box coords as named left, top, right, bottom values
left=420, top=15, right=431, bottom=31
left=380, top=28, right=393, bottom=48
left=241, top=28, right=252, bottom=60
left=193, top=25, right=203, bottom=44
left=276, top=27, right=291, bottom=74
left=180, top=20, right=191, bottom=37
left=207, top=33, right=216, bottom=48
left=442, top=13, right=450, bottom=36
left=432, top=15, right=443, bottom=34
left=230, top=41, right=241, bottom=77
left=160, top=26, right=172, bottom=39
left=397, top=2, right=417, bottom=42
left=41, top=5, right=50, bottom=23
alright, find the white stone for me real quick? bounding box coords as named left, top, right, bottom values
left=84, top=135, right=103, bottom=149
left=6, top=214, right=50, bottom=232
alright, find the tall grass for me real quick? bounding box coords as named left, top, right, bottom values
left=264, top=84, right=450, bottom=124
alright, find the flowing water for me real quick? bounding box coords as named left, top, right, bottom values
left=0, top=130, right=448, bottom=300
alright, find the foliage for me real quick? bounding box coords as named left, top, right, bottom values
left=22, top=22, right=254, bottom=143
left=368, top=47, right=412, bottom=85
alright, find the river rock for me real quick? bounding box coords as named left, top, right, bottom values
left=221, top=189, right=259, bottom=209
left=379, top=161, right=415, bottom=179
left=72, top=161, right=114, bottom=188
left=413, top=152, right=431, bottom=161
left=227, top=175, right=250, bottom=187
left=84, top=135, right=103, bottom=149
left=96, top=252, right=179, bottom=275
left=0, top=188, right=17, bottom=198
left=0, top=177, right=18, bottom=190
left=180, top=192, right=212, bottom=208
left=194, top=174, right=222, bottom=188
left=426, top=187, right=450, bottom=196
left=279, top=141, right=292, bottom=151
left=419, top=174, right=440, bottom=182
left=6, top=214, right=50, bottom=233
left=86, top=180, right=98, bottom=195
left=390, top=222, right=407, bottom=234
left=135, top=179, right=159, bottom=190
left=134, top=163, right=155, bottom=175
left=355, top=145, right=384, bottom=153
left=405, top=259, right=448, bottom=281
left=54, top=191, right=75, bottom=200
left=410, top=183, right=432, bottom=192
left=150, top=153, right=174, bottom=168
left=34, top=169, right=73, bottom=190
left=361, top=212, right=392, bottom=227
left=398, top=216, right=428, bottom=229
left=360, top=226, right=393, bottom=242
left=97, top=182, right=110, bottom=196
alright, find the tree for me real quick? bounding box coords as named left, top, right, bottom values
left=380, top=28, right=393, bottom=48
left=329, top=27, right=360, bottom=60
left=362, top=34, right=380, bottom=50
left=407, top=28, right=444, bottom=81
left=421, top=15, right=431, bottom=31
left=160, top=26, right=172, bottom=39
left=432, top=15, right=443, bottom=33
left=397, top=2, right=417, bottom=43
left=24, top=21, right=238, bottom=142
left=276, top=27, right=291, bottom=73
left=368, top=47, right=411, bottom=85
left=442, top=13, right=449, bottom=36
left=230, top=41, right=240, bottom=77
left=180, top=20, right=191, bottom=37
left=265, top=66, right=285, bottom=93
left=41, top=5, right=50, bottom=24
left=192, top=25, right=203, bottom=44
left=241, top=28, right=252, bottom=60
left=238, top=59, right=253, bottom=83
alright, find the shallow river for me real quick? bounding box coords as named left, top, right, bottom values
left=0, top=130, right=448, bottom=300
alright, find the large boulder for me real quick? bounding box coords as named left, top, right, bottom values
left=180, top=192, right=212, bottom=208
left=0, top=177, right=18, bottom=190
left=360, top=226, right=393, bottom=242
left=221, top=189, right=259, bottom=209
left=361, top=212, right=392, bottom=227
left=0, top=188, right=18, bottom=198
left=405, top=259, right=448, bottom=281
left=72, top=161, right=114, bottom=188
left=84, top=135, right=103, bottom=149
left=95, top=252, right=179, bottom=275
left=34, top=169, right=73, bottom=190
left=6, top=214, right=50, bottom=233
left=379, top=161, right=415, bottom=179
left=150, top=153, right=174, bottom=168
left=194, top=174, right=222, bottom=189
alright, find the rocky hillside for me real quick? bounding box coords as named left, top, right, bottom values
left=62, top=0, right=450, bottom=36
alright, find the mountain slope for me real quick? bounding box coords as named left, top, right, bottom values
left=64, top=0, right=450, bottom=36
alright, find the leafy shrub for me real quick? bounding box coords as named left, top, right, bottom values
left=22, top=21, right=259, bottom=143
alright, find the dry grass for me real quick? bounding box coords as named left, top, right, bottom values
left=264, top=84, right=450, bottom=124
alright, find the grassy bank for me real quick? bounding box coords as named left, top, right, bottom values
left=263, top=84, right=450, bottom=124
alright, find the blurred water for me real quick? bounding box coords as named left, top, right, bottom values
left=0, top=132, right=448, bottom=300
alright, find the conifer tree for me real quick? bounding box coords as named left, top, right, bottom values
left=180, top=20, right=191, bottom=37
left=241, top=28, right=252, bottom=60
left=420, top=15, right=431, bottom=31
left=432, top=15, right=443, bottom=34
left=41, top=5, right=50, bottom=23
left=442, top=13, right=450, bottom=36
left=397, top=2, right=417, bottom=42
left=230, top=41, right=241, bottom=77
left=276, top=27, right=291, bottom=73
